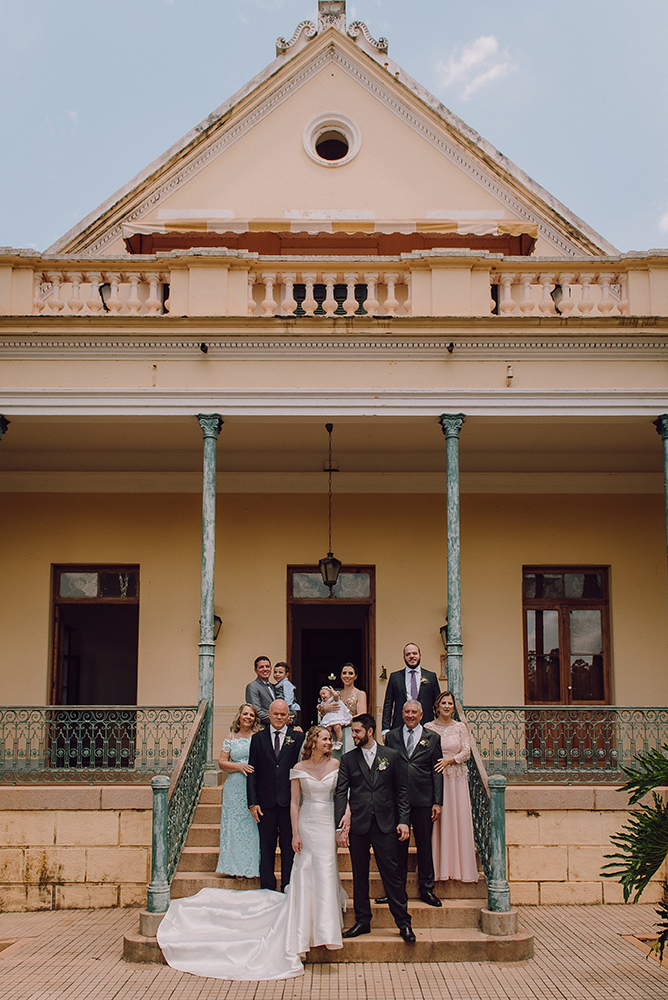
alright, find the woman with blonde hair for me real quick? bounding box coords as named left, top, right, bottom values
left=216, top=703, right=262, bottom=878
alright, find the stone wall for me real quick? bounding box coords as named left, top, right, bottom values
left=506, top=785, right=667, bottom=905
left=0, top=785, right=152, bottom=911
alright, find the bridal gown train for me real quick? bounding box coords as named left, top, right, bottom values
left=158, top=768, right=347, bottom=980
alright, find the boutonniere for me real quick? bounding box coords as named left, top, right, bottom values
left=377, top=758, right=389, bottom=770
left=284, top=736, right=294, bottom=746
left=419, top=737, right=430, bottom=747
left=420, top=677, right=430, bottom=686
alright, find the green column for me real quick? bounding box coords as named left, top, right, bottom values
left=487, top=774, right=511, bottom=912
left=147, top=774, right=171, bottom=912
left=439, top=413, right=465, bottom=704
left=654, top=414, right=668, bottom=575
left=197, top=413, right=223, bottom=766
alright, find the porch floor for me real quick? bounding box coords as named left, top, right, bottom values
left=0, top=903, right=666, bottom=999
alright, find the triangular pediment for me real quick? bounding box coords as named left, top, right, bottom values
left=47, top=19, right=616, bottom=258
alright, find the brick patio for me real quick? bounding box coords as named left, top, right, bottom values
left=0, top=903, right=667, bottom=999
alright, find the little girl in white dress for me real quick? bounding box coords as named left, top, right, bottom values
left=317, top=686, right=352, bottom=749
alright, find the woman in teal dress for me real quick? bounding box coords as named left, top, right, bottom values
left=216, top=704, right=262, bottom=877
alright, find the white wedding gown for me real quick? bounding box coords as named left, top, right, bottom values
left=157, top=768, right=347, bottom=980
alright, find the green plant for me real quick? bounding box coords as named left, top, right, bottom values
left=602, top=744, right=668, bottom=961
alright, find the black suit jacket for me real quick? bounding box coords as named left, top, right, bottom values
left=385, top=727, right=443, bottom=808
left=381, top=668, right=441, bottom=731
left=246, top=726, right=305, bottom=810
left=334, top=744, right=410, bottom=835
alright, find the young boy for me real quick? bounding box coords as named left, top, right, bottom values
left=272, top=662, right=300, bottom=723
left=318, top=685, right=352, bottom=750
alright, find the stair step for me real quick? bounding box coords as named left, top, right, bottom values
left=193, top=804, right=221, bottom=823
left=186, top=825, right=220, bottom=847
left=306, top=927, right=534, bottom=963
left=198, top=786, right=223, bottom=804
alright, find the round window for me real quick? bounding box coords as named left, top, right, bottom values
left=303, top=114, right=361, bottom=167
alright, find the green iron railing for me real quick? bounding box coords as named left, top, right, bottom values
left=148, top=700, right=209, bottom=911
left=0, top=705, right=198, bottom=782
left=464, top=706, right=668, bottom=784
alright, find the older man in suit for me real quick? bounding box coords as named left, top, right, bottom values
left=244, top=655, right=276, bottom=727
left=334, top=713, right=415, bottom=943
left=383, top=700, right=443, bottom=907
left=381, top=643, right=441, bottom=736
left=247, top=699, right=305, bottom=890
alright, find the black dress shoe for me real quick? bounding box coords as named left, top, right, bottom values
left=342, top=922, right=371, bottom=938
left=400, top=925, right=416, bottom=943
left=374, top=896, right=388, bottom=904
left=420, top=890, right=442, bottom=907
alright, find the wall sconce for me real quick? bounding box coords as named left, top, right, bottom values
left=440, top=622, right=448, bottom=650
left=379, top=665, right=387, bottom=680
left=506, top=364, right=514, bottom=387
left=213, top=615, right=223, bottom=640
left=318, top=423, right=342, bottom=592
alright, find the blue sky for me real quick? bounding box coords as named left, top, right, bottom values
left=1, top=0, right=666, bottom=253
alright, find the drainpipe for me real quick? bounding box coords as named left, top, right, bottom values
left=197, top=413, right=223, bottom=767
left=439, top=413, right=465, bottom=704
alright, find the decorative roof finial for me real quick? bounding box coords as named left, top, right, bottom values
left=318, top=1, right=347, bottom=33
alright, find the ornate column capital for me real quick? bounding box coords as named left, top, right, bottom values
left=439, top=413, right=466, bottom=439
left=197, top=413, right=223, bottom=439
left=654, top=414, right=668, bottom=440
left=0, top=415, right=10, bottom=441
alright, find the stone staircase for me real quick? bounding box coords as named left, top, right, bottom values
left=169, top=785, right=533, bottom=962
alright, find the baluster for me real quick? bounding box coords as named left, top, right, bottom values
left=538, top=273, right=556, bottom=315
left=281, top=272, right=297, bottom=315
left=302, top=272, right=318, bottom=316
left=66, top=272, right=84, bottom=313
left=261, top=272, right=278, bottom=316
left=322, top=272, right=338, bottom=317
left=363, top=273, right=380, bottom=315
left=144, top=273, right=161, bottom=315
left=597, top=272, right=615, bottom=314
left=33, top=272, right=45, bottom=314
left=383, top=272, right=399, bottom=317
left=343, top=272, right=358, bottom=315
left=498, top=273, right=516, bottom=315
left=577, top=273, right=594, bottom=314
left=247, top=272, right=257, bottom=315
left=126, top=272, right=142, bottom=314
left=617, top=272, right=629, bottom=315
left=46, top=272, right=64, bottom=313
left=105, top=273, right=122, bottom=313
left=86, top=272, right=103, bottom=314
left=518, top=273, right=535, bottom=315
left=403, top=272, right=412, bottom=315
left=557, top=273, right=575, bottom=316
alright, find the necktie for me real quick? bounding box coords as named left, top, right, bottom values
left=410, top=670, right=418, bottom=700
left=274, top=731, right=281, bottom=759
left=407, top=729, right=415, bottom=756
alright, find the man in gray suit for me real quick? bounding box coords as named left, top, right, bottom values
left=244, top=655, right=276, bottom=727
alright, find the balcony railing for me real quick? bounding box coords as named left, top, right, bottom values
left=464, top=706, right=668, bottom=784
left=0, top=706, right=198, bottom=782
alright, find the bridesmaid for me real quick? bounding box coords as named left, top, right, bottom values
left=337, top=662, right=367, bottom=753
left=425, top=691, right=479, bottom=882
left=216, top=703, right=262, bottom=878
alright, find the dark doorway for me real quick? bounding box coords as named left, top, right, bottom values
left=53, top=604, right=139, bottom=705
left=290, top=603, right=370, bottom=728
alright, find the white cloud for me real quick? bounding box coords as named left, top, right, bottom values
left=659, top=209, right=668, bottom=233
left=437, top=35, right=517, bottom=100
left=66, top=110, right=78, bottom=124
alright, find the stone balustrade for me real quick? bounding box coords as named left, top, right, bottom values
left=32, top=270, right=170, bottom=316
left=1, top=250, right=667, bottom=318
left=248, top=270, right=410, bottom=316
left=490, top=269, right=629, bottom=317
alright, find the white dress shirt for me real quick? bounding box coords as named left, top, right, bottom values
left=270, top=725, right=288, bottom=751
left=361, top=741, right=377, bottom=768
left=403, top=723, right=423, bottom=754
left=405, top=665, right=422, bottom=700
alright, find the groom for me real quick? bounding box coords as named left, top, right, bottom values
left=247, top=699, right=304, bottom=891
left=334, top=713, right=415, bottom=943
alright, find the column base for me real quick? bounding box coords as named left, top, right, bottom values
left=481, top=908, right=519, bottom=936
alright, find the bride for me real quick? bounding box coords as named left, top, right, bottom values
left=157, top=725, right=347, bottom=980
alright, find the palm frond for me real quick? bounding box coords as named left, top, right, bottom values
left=601, top=793, right=668, bottom=902
left=618, top=745, right=668, bottom=805
left=653, top=884, right=668, bottom=964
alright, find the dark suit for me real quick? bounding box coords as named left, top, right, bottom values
left=385, top=726, right=443, bottom=892
left=334, top=744, right=411, bottom=929
left=245, top=677, right=276, bottom=726
left=381, top=668, right=441, bottom=732
left=247, top=725, right=305, bottom=890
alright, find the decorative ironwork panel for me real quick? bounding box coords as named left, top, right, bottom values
left=464, top=706, right=668, bottom=784
left=166, top=706, right=208, bottom=882
left=468, top=753, right=492, bottom=881
left=0, top=706, right=197, bottom=783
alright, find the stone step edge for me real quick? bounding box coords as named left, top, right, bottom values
left=306, top=928, right=534, bottom=963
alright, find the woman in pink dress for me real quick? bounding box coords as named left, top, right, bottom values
left=425, top=691, right=479, bottom=882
